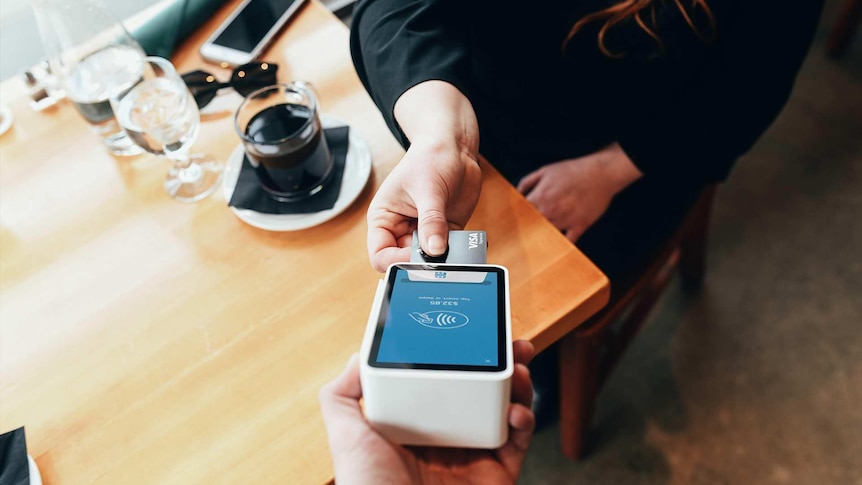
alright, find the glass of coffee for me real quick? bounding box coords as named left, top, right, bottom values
left=234, top=82, right=334, bottom=201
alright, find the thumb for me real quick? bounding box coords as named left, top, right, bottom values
left=415, top=189, right=450, bottom=257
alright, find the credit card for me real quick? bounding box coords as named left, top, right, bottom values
left=410, top=230, right=487, bottom=264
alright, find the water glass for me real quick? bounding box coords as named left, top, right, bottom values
left=112, top=57, right=223, bottom=202
left=32, top=0, right=145, bottom=156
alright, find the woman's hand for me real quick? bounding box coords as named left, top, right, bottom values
left=366, top=81, right=481, bottom=272
left=367, top=140, right=482, bottom=272
left=517, top=142, right=643, bottom=242
left=319, top=340, right=536, bottom=485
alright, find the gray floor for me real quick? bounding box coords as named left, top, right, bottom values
left=521, top=3, right=862, bottom=484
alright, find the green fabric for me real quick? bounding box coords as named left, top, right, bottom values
left=131, top=0, right=229, bottom=58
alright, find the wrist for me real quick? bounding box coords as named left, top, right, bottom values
left=600, top=142, right=643, bottom=192
left=394, top=80, right=480, bottom=160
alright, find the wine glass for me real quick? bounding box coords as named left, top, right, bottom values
left=32, top=0, right=145, bottom=156
left=111, top=57, right=223, bottom=203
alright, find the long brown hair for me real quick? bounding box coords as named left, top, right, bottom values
left=563, top=0, right=716, bottom=57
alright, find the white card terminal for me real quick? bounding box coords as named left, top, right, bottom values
left=360, top=262, right=513, bottom=448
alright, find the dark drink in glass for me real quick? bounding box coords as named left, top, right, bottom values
left=71, top=98, right=115, bottom=124
left=243, top=103, right=333, bottom=199
left=64, top=45, right=145, bottom=156
left=235, top=83, right=334, bottom=201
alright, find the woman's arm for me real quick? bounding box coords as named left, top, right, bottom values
left=366, top=81, right=482, bottom=271
left=351, top=0, right=476, bottom=148
left=352, top=0, right=484, bottom=270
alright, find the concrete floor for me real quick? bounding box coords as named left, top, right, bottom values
left=520, top=3, right=862, bottom=484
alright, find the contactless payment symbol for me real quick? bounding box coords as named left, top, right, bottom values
left=409, top=311, right=469, bottom=329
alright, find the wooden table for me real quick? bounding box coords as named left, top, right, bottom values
left=0, top=1, right=608, bottom=483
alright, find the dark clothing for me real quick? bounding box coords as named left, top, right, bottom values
left=350, top=0, right=822, bottom=279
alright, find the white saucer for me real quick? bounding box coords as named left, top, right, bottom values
left=0, top=105, right=13, bottom=137
left=223, top=115, right=372, bottom=231
left=28, top=454, right=42, bottom=485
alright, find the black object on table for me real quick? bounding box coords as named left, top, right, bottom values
left=228, top=126, right=350, bottom=214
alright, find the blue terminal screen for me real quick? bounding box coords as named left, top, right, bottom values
left=371, top=266, right=505, bottom=371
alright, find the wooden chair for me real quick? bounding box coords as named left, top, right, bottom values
left=558, top=185, right=718, bottom=460
left=827, top=0, right=862, bottom=58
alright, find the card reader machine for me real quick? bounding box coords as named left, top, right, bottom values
left=359, top=231, right=514, bottom=448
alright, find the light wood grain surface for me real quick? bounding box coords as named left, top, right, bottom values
left=0, top=1, right=608, bottom=483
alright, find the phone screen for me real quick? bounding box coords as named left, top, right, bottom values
left=212, top=0, right=300, bottom=53
left=369, top=265, right=507, bottom=372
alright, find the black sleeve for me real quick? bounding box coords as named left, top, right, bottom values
left=616, top=0, right=824, bottom=186
left=349, top=0, right=475, bottom=148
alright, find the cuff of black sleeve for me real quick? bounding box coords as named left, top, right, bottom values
left=617, top=131, right=729, bottom=189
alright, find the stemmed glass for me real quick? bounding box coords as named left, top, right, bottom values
left=111, top=56, right=223, bottom=202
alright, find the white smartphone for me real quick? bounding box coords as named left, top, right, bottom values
left=199, top=0, right=307, bottom=66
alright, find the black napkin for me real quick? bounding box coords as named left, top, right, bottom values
left=228, top=126, right=349, bottom=214
left=0, top=427, right=29, bottom=485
